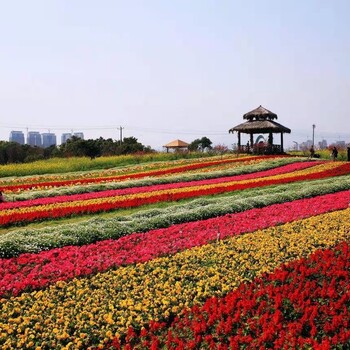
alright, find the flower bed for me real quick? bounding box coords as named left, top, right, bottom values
left=1, top=161, right=348, bottom=227
left=1, top=155, right=350, bottom=350
left=0, top=208, right=349, bottom=349
left=1, top=174, right=350, bottom=258
left=115, top=241, right=350, bottom=349
left=0, top=155, right=274, bottom=193
left=0, top=160, right=315, bottom=210
left=1, top=189, right=350, bottom=298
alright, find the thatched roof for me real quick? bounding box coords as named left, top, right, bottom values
left=163, top=139, right=189, bottom=148
left=229, top=120, right=291, bottom=134
left=243, top=105, right=278, bottom=121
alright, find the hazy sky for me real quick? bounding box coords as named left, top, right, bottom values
left=0, top=0, right=349, bottom=149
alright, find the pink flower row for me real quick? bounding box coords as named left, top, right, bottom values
left=1, top=189, right=350, bottom=297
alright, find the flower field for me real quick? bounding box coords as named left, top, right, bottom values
left=0, top=154, right=349, bottom=349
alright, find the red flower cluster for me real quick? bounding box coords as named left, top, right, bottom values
left=114, top=241, right=350, bottom=349
left=1, top=189, right=350, bottom=297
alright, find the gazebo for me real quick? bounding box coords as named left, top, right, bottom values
left=229, top=105, right=291, bottom=154
left=163, top=139, right=189, bottom=153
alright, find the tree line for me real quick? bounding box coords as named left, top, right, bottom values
left=0, top=135, right=219, bottom=165
left=0, top=136, right=152, bottom=165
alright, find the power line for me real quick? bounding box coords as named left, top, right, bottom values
left=1, top=123, right=350, bottom=140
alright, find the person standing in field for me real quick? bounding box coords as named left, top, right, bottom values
left=0, top=191, right=4, bottom=203
left=331, top=146, right=338, bottom=161
left=309, top=145, right=315, bottom=159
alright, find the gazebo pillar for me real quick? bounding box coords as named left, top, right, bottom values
left=280, top=133, right=284, bottom=153
left=268, top=133, right=273, bottom=145
left=250, top=133, right=254, bottom=148
left=237, top=132, right=241, bottom=149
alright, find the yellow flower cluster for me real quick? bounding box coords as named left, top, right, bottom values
left=1, top=207, right=349, bottom=349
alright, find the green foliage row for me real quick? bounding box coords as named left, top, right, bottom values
left=1, top=174, right=349, bottom=258
left=10, top=157, right=304, bottom=201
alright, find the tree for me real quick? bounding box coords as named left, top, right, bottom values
left=189, top=137, right=213, bottom=152
left=118, top=137, right=144, bottom=154
left=0, top=141, right=27, bottom=164
left=188, top=139, right=201, bottom=152
left=200, top=137, right=212, bottom=151
left=84, top=139, right=101, bottom=159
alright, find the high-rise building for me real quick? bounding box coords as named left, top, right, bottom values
left=61, top=133, right=72, bottom=144
left=9, top=130, right=25, bottom=145
left=61, top=132, right=84, bottom=144
left=42, top=133, right=57, bottom=148
left=318, top=139, right=328, bottom=150
left=335, top=141, right=346, bottom=148
left=73, top=132, right=84, bottom=139
left=27, top=131, right=42, bottom=147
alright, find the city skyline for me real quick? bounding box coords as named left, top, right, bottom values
left=7, top=130, right=84, bottom=147
left=5, top=125, right=349, bottom=151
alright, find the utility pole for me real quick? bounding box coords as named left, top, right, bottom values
left=312, top=124, right=316, bottom=147
left=118, top=126, right=124, bottom=145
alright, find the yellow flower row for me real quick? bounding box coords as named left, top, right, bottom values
left=0, top=162, right=337, bottom=218
left=1, top=207, right=349, bottom=349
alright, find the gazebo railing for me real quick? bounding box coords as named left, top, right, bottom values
left=238, top=144, right=282, bottom=155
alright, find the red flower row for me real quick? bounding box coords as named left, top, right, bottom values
left=112, top=241, right=350, bottom=349
left=0, top=161, right=315, bottom=210
left=1, top=189, right=350, bottom=297
left=1, top=162, right=350, bottom=227
left=1, top=155, right=274, bottom=192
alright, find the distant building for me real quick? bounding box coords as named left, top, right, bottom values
left=61, top=133, right=72, bottom=144
left=318, top=139, right=328, bottom=150
left=9, top=130, right=25, bottom=145
left=61, top=132, right=84, bottom=144
left=27, top=131, right=42, bottom=147
left=300, top=140, right=313, bottom=150
left=73, top=132, right=84, bottom=140
left=42, top=133, right=57, bottom=148
left=335, top=141, right=346, bottom=148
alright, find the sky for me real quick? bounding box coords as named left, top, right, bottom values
left=0, top=0, right=349, bottom=150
